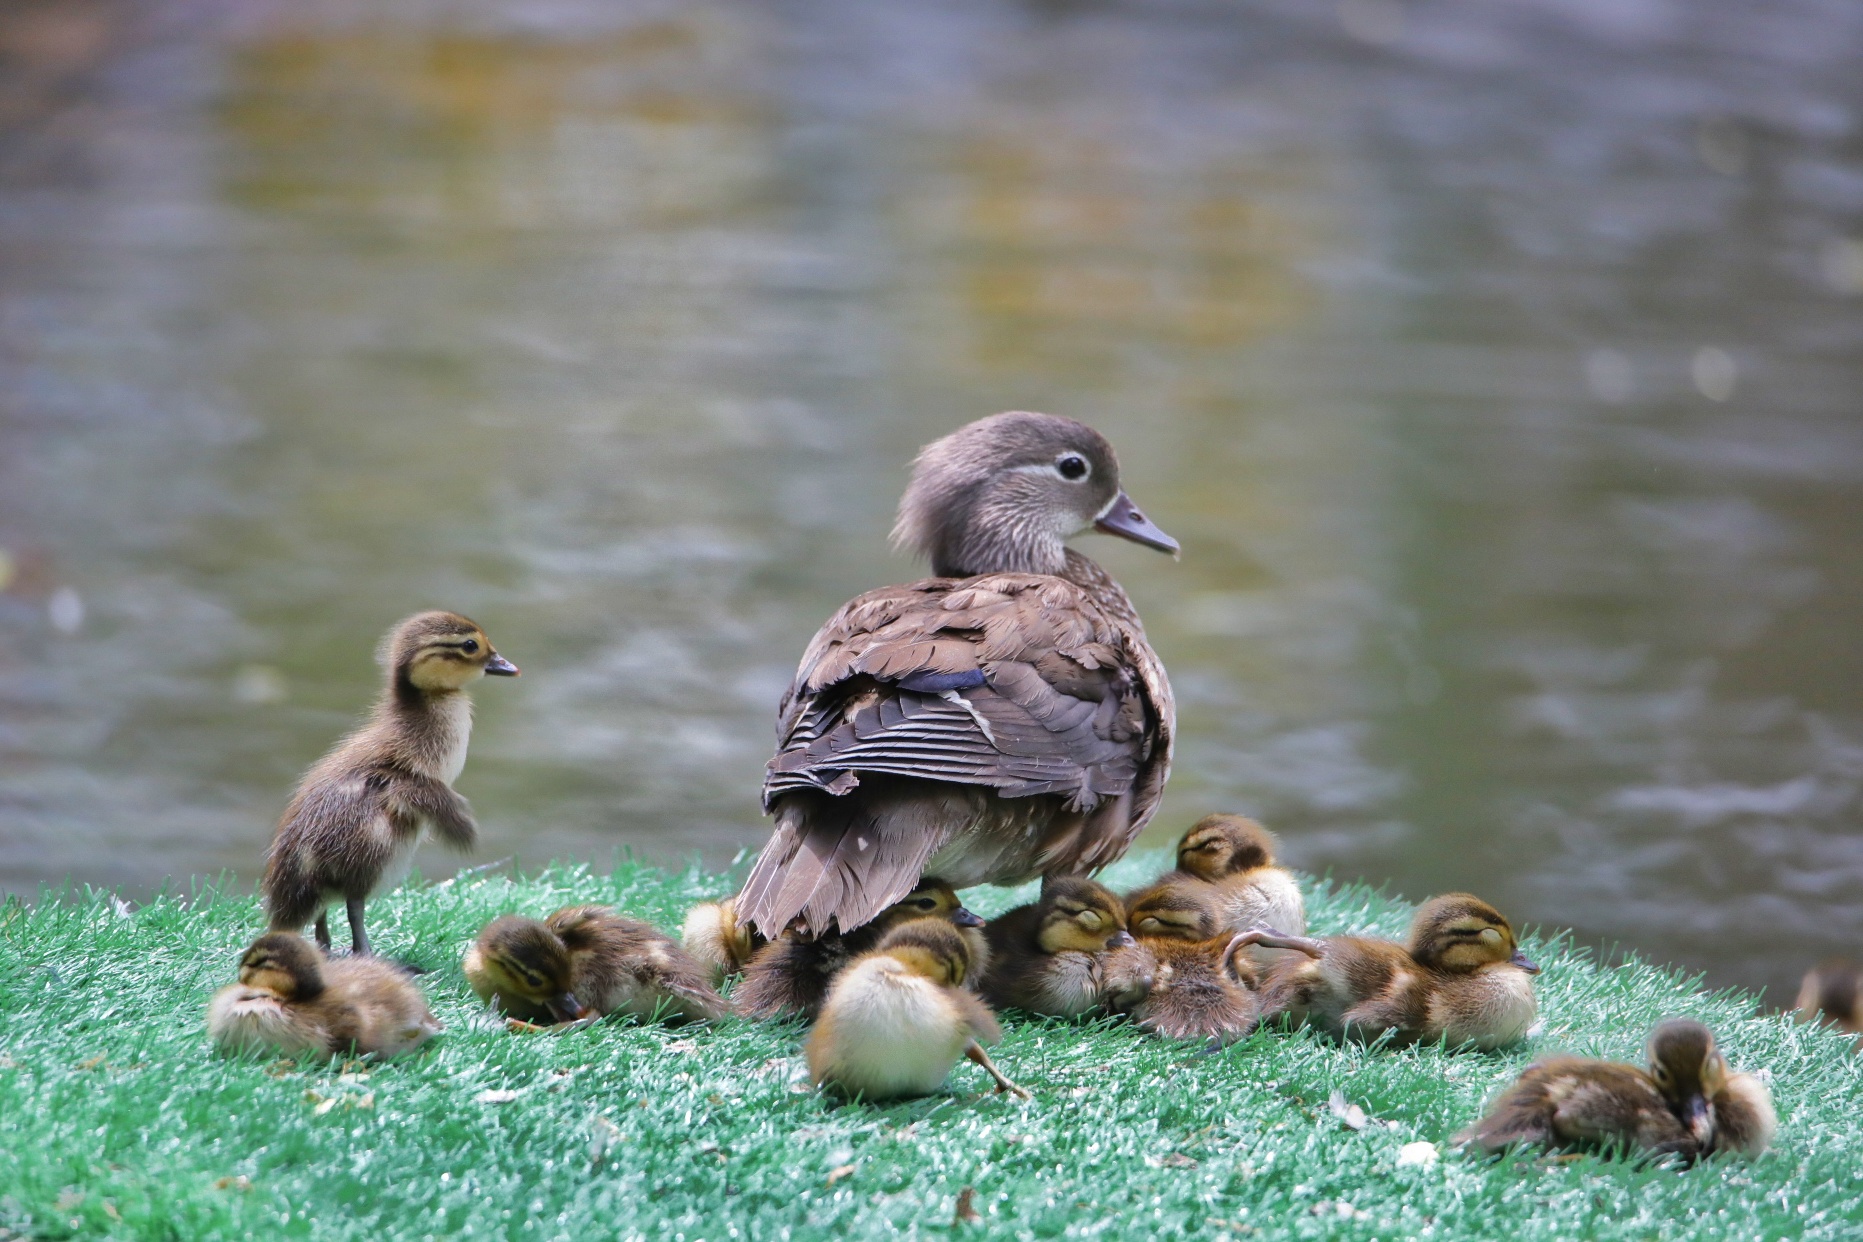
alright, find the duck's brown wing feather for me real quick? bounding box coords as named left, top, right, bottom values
left=742, top=572, right=1169, bottom=937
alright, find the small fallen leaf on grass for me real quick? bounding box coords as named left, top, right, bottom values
left=475, top=1089, right=522, bottom=1104
left=664, top=1039, right=699, bottom=1054
left=1396, top=1141, right=1439, bottom=1168
left=102, top=1202, right=121, bottom=1221
left=953, top=1188, right=982, bottom=1224
left=589, top=1115, right=621, bottom=1169
left=78, top=1056, right=107, bottom=1072
left=1327, top=1090, right=1369, bottom=1131
left=213, top=1176, right=253, bottom=1193
left=55, top=1190, right=84, bottom=1212
left=1145, top=1153, right=1199, bottom=1169
left=825, top=1163, right=857, bottom=1188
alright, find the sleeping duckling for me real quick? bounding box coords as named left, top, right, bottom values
left=807, top=919, right=1028, bottom=1101
left=208, top=931, right=440, bottom=1060
left=735, top=878, right=987, bottom=1021
left=1174, top=814, right=1305, bottom=961
left=1112, top=875, right=1304, bottom=1042
left=1458, top=1018, right=1775, bottom=1159
left=464, top=905, right=726, bottom=1026
left=1239, top=893, right=1539, bottom=1050
left=1795, top=958, right=1863, bottom=1049
left=979, top=876, right=1135, bottom=1016
left=681, top=894, right=764, bottom=981
left=262, top=611, right=518, bottom=956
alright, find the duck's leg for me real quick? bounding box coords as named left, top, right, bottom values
left=313, top=911, right=333, bottom=953
left=964, top=1042, right=1031, bottom=1100
left=347, top=900, right=371, bottom=957
left=1226, top=928, right=1325, bottom=959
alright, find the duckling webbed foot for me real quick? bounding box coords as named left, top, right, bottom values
left=1225, top=928, right=1324, bottom=960
left=313, top=912, right=333, bottom=953
left=965, top=1041, right=1031, bottom=1101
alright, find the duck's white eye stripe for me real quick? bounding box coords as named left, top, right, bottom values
left=1005, top=461, right=1092, bottom=482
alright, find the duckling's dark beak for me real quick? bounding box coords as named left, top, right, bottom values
left=546, top=992, right=584, bottom=1023
left=952, top=906, right=985, bottom=929
left=1681, top=1093, right=1714, bottom=1145
left=483, top=653, right=520, bottom=676
left=1108, top=930, right=1137, bottom=949
left=1094, top=491, right=1179, bottom=556
left=1509, top=949, right=1540, bottom=974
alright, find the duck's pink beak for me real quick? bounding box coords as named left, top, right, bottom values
left=1094, top=491, right=1179, bottom=556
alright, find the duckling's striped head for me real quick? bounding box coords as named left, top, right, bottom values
left=875, top=918, right=974, bottom=987
left=1126, top=879, right=1220, bottom=942
left=473, top=915, right=582, bottom=1022
left=1176, top=814, right=1278, bottom=880
left=892, top=411, right=1178, bottom=578
left=872, top=878, right=984, bottom=935
left=1408, top=893, right=1537, bottom=975
left=1036, top=876, right=1133, bottom=954
left=381, top=610, right=519, bottom=695
left=1646, top=1018, right=1727, bottom=1145
left=238, top=931, right=326, bottom=1001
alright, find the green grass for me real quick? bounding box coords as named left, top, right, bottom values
left=2, top=852, right=1859, bottom=1242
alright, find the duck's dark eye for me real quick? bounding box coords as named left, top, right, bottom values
left=461, top=639, right=480, bottom=654
left=1056, top=454, right=1089, bottom=481
left=915, top=898, right=938, bottom=910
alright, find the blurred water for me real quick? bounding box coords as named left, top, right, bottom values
left=2, top=0, right=1861, bottom=1000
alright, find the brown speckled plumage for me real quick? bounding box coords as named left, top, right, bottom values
left=261, top=611, right=517, bottom=956
left=979, top=876, right=1133, bottom=1017
left=207, top=931, right=440, bottom=1060
left=464, top=905, right=725, bottom=1025
left=738, top=413, right=1177, bottom=941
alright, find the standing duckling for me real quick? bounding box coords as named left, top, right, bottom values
left=735, top=878, right=987, bottom=1021
left=1239, top=893, right=1540, bottom=1050
left=1795, top=958, right=1862, bottom=1049
left=464, top=905, right=726, bottom=1026
left=1174, top=814, right=1305, bottom=961
left=808, top=919, right=1028, bottom=1101
left=262, top=611, right=518, bottom=956
left=979, top=876, right=1135, bottom=1017
left=681, top=894, right=764, bottom=981
left=1459, top=1018, right=1775, bottom=1159
left=208, top=931, right=440, bottom=1060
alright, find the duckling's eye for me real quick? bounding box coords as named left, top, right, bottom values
left=1077, top=911, right=1104, bottom=931
left=461, top=639, right=480, bottom=654
left=1652, top=1066, right=1669, bottom=1084
left=1055, top=453, right=1089, bottom=481
left=1478, top=928, right=1502, bottom=945
left=914, top=897, right=938, bottom=911
left=1136, top=916, right=1161, bottom=932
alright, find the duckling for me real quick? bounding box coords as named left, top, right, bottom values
left=1240, top=893, right=1540, bottom=1050
left=1458, top=1018, right=1775, bottom=1159
left=681, top=894, right=764, bottom=981
left=1795, top=958, right=1863, bottom=1049
left=735, top=878, right=987, bottom=1021
left=208, top=931, right=440, bottom=1060
left=978, top=876, right=1135, bottom=1016
left=1174, top=814, right=1306, bottom=960
left=1110, top=874, right=1303, bottom=1041
left=739, top=411, right=1178, bottom=943
left=262, top=611, right=518, bottom=956
left=807, top=918, right=1028, bottom=1101
left=464, top=905, right=726, bottom=1026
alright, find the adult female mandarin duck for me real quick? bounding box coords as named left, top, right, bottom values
left=737, top=412, right=1178, bottom=941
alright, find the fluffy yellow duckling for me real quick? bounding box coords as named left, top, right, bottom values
left=262, top=611, right=518, bottom=956
left=1240, top=893, right=1540, bottom=1049
left=1795, top=958, right=1862, bottom=1049
left=1174, top=814, right=1306, bottom=961
left=208, top=931, right=440, bottom=1060
left=464, top=905, right=726, bottom=1026
left=807, top=919, right=1028, bottom=1101
left=978, top=876, right=1135, bottom=1016
left=1459, top=1018, right=1775, bottom=1159
left=680, top=894, right=764, bottom=981
left=735, top=878, right=987, bottom=1021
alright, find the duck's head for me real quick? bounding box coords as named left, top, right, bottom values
left=875, top=918, right=975, bottom=987
left=1408, top=894, right=1538, bottom=975
left=1126, top=878, right=1221, bottom=942
left=873, top=878, right=985, bottom=935
left=473, top=916, right=583, bottom=1022
left=1034, top=876, right=1134, bottom=954
left=891, top=411, right=1179, bottom=578
left=1176, top=814, right=1278, bottom=880
left=1646, top=1018, right=1729, bottom=1146
left=383, top=610, right=519, bottom=695
left=238, top=932, right=326, bottom=1002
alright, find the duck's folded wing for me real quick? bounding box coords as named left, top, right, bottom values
left=763, top=576, right=1156, bottom=812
